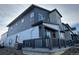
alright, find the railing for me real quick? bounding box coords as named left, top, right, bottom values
left=22, top=38, right=73, bottom=49
left=23, top=38, right=42, bottom=48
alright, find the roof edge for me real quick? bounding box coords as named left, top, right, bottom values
left=7, top=4, right=50, bottom=27
left=50, top=9, right=62, bottom=17
left=7, top=5, right=62, bottom=27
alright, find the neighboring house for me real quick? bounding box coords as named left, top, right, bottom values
left=0, top=32, right=7, bottom=46
left=63, top=23, right=79, bottom=45
left=1, top=5, right=75, bottom=50
left=71, top=30, right=79, bottom=44
left=62, top=23, right=75, bottom=46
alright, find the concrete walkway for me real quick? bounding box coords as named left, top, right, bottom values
left=22, top=47, right=70, bottom=55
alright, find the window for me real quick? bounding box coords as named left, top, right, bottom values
left=21, top=18, right=24, bottom=23
left=30, top=12, right=34, bottom=18
left=46, top=30, right=51, bottom=39
left=38, top=13, right=45, bottom=21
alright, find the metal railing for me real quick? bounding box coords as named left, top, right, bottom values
left=22, top=37, right=74, bottom=49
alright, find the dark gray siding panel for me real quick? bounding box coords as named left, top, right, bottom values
left=7, top=7, right=49, bottom=36
left=8, top=9, right=35, bottom=36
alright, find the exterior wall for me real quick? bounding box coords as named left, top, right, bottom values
left=0, top=32, right=7, bottom=46
left=8, top=7, right=49, bottom=37
left=60, top=32, right=65, bottom=39
left=62, top=24, right=72, bottom=40
left=5, top=26, right=39, bottom=47
left=49, top=11, right=63, bottom=31
left=49, top=11, right=61, bottom=24
left=8, top=9, right=35, bottom=36
left=64, top=31, right=72, bottom=40
left=6, top=6, right=72, bottom=48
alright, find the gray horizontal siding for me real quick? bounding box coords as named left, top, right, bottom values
left=8, top=9, right=35, bottom=36
left=7, top=7, right=49, bottom=36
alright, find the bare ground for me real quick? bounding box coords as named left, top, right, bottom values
left=0, top=47, right=79, bottom=55
left=62, top=47, right=79, bottom=55
left=0, top=48, right=23, bottom=55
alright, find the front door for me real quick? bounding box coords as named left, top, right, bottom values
left=45, top=29, right=57, bottom=48
left=45, top=30, right=51, bottom=48
left=52, top=31, right=57, bottom=48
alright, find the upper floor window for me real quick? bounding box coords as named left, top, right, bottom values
left=21, top=18, right=24, bottom=23
left=30, top=12, right=34, bottom=18
left=38, top=13, right=45, bottom=21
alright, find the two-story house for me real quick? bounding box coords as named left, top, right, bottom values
left=1, top=5, right=74, bottom=50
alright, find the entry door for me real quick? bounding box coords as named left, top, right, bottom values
left=46, top=30, right=56, bottom=39
left=45, top=30, right=51, bottom=48
left=52, top=31, right=56, bottom=39
left=52, top=31, right=57, bottom=48
left=45, top=29, right=57, bottom=48
left=46, top=30, right=51, bottom=39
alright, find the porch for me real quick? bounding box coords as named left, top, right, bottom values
left=21, top=23, right=73, bottom=50
left=22, top=23, right=67, bottom=49
left=22, top=38, right=71, bottom=55
left=22, top=38, right=67, bottom=50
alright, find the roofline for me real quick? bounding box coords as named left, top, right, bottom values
left=62, top=23, right=76, bottom=30
left=7, top=4, right=34, bottom=27
left=50, top=9, right=62, bottom=17
left=7, top=4, right=62, bottom=27
left=7, top=4, right=50, bottom=27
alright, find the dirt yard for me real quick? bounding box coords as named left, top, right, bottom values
left=0, top=48, right=23, bottom=55
left=0, top=47, right=79, bottom=55
left=62, top=47, right=79, bottom=55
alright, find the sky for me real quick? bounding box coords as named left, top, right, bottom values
left=0, top=4, right=79, bottom=38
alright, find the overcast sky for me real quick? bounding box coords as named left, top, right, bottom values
left=0, top=4, right=79, bottom=38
